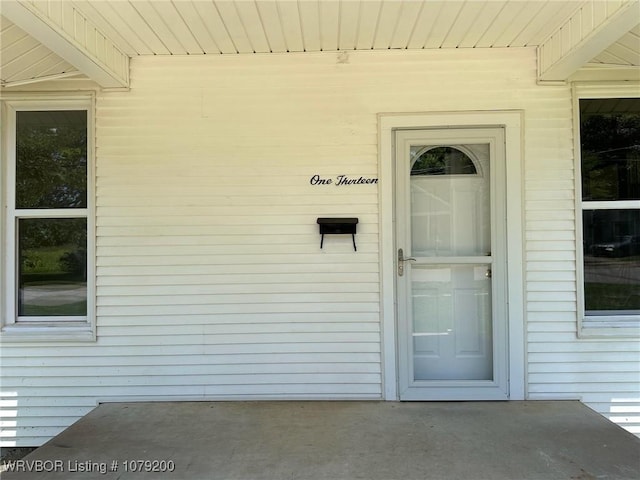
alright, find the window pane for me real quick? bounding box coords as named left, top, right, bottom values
left=410, top=146, right=478, bottom=176
left=16, top=111, right=87, bottom=209
left=18, top=218, right=87, bottom=317
left=583, top=209, right=640, bottom=314
left=580, top=98, right=640, bottom=201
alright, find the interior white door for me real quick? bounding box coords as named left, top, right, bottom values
left=396, top=128, right=509, bottom=400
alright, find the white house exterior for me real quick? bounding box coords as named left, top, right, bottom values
left=1, top=0, right=639, bottom=447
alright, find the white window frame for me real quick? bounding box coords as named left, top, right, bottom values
left=1, top=94, right=96, bottom=342
left=573, top=83, right=640, bottom=338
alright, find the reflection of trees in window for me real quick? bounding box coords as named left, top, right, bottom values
left=580, top=100, right=640, bottom=201
left=19, top=219, right=87, bottom=274
left=411, top=147, right=477, bottom=176
left=18, top=219, right=87, bottom=316
left=13, top=109, right=89, bottom=318
left=16, top=111, right=87, bottom=209
left=580, top=98, right=640, bottom=314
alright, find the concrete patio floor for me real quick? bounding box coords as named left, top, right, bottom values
left=2, top=401, right=639, bottom=480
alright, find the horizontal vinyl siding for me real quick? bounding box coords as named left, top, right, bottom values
left=2, top=48, right=639, bottom=445
left=90, top=49, right=534, bottom=419
left=524, top=89, right=640, bottom=435
left=89, top=61, right=385, bottom=411
left=4, top=51, right=386, bottom=445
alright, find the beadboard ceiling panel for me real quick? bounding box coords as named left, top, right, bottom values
left=1, top=1, right=638, bottom=88
left=0, top=15, right=78, bottom=86
left=71, top=0, right=592, bottom=54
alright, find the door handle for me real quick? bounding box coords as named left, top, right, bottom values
left=398, top=248, right=416, bottom=276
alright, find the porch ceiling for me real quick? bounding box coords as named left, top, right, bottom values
left=1, top=0, right=639, bottom=89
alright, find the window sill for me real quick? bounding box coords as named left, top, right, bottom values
left=579, top=317, right=640, bottom=338
left=0, top=323, right=95, bottom=342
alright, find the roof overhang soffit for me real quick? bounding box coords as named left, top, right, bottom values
left=1, top=0, right=129, bottom=88
left=538, top=0, right=640, bottom=83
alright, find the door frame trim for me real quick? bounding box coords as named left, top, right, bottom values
left=378, top=111, right=525, bottom=401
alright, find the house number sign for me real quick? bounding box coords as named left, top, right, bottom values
left=309, top=174, right=378, bottom=186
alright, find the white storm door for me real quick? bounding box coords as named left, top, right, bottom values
left=396, top=128, right=509, bottom=400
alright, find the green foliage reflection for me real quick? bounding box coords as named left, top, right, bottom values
left=580, top=101, right=640, bottom=201
left=18, top=218, right=87, bottom=316
left=16, top=111, right=87, bottom=209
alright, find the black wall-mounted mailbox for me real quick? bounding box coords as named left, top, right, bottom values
left=317, top=217, right=359, bottom=251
